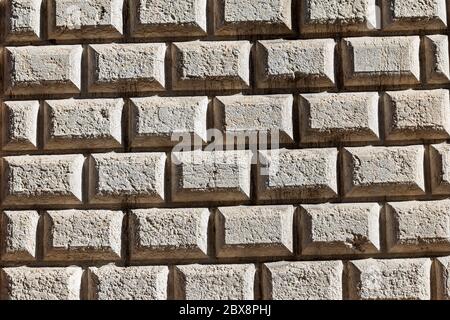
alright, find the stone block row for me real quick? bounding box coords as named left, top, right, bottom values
left=4, top=201, right=450, bottom=262
left=4, top=36, right=448, bottom=96
left=4, top=257, right=450, bottom=299
left=4, top=0, right=449, bottom=42
left=6, top=144, right=450, bottom=205
left=5, top=89, right=450, bottom=152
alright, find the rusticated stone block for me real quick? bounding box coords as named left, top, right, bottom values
left=2, top=100, right=40, bottom=151
left=384, top=90, right=450, bottom=141
left=129, top=208, right=210, bottom=260
left=300, top=203, right=380, bottom=255
left=89, top=265, right=169, bottom=300
left=348, top=258, right=431, bottom=300
left=1, top=211, right=39, bottom=261
left=43, top=209, right=124, bottom=261
left=214, top=0, right=292, bottom=35
left=130, top=0, right=207, bottom=37
left=48, top=0, right=123, bottom=40
left=424, top=35, right=450, bottom=84
left=2, top=267, right=82, bottom=300
left=89, top=152, right=166, bottom=204
left=174, top=264, right=255, bottom=300
left=44, top=98, right=123, bottom=150
left=299, top=92, right=379, bottom=143
left=215, top=205, right=294, bottom=258
left=256, top=39, right=335, bottom=89
left=3, top=154, right=85, bottom=206
left=130, top=96, right=208, bottom=148
left=435, top=256, right=450, bottom=300
left=429, top=143, right=450, bottom=195
left=262, top=261, right=343, bottom=300
left=5, top=0, right=42, bottom=41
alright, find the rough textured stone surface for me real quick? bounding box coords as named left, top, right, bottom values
left=4, top=45, right=83, bottom=95
left=342, top=146, right=426, bottom=198
left=171, top=150, right=252, bottom=203
left=214, top=94, right=294, bottom=145
left=174, top=264, right=255, bottom=300
left=129, top=208, right=209, bottom=260
left=348, top=258, right=432, bottom=300
left=2, top=100, right=40, bottom=151
left=1, top=211, right=39, bottom=261
left=300, top=203, right=380, bottom=255
left=44, top=210, right=123, bottom=261
left=5, top=0, right=42, bottom=41
left=3, top=154, right=85, bottom=205
left=435, top=256, right=450, bottom=300
left=301, top=0, right=377, bottom=33
left=382, top=0, right=447, bottom=30
left=214, top=0, right=292, bottom=35
left=342, top=36, right=421, bottom=87
left=172, top=41, right=251, bottom=91
left=384, top=89, right=450, bottom=141
left=44, top=98, right=123, bottom=150
left=430, top=143, right=450, bottom=195
left=386, top=201, right=450, bottom=253
left=88, top=43, right=166, bottom=93
left=130, top=0, right=207, bottom=37
left=256, top=39, right=335, bottom=89
left=424, top=35, right=450, bottom=84
left=257, top=148, right=338, bottom=201
left=216, top=205, right=294, bottom=258
left=89, top=265, right=168, bottom=300
left=1, top=267, right=82, bottom=300
left=130, top=96, right=208, bottom=148
left=262, top=261, right=343, bottom=300
left=89, top=152, right=166, bottom=204
left=300, top=92, right=379, bottom=143
left=48, top=0, right=123, bottom=39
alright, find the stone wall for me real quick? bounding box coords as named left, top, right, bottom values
left=1, top=0, right=450, bottom=300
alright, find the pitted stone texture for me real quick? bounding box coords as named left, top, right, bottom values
left=382, top=0, right=447, bottom=31
left=256, top=39, right=335, bottom=89
left=300, top=92, right=379, bottom=143
left=257, top=148, right=338, bottom=201
left=424, top=35, right=450, bottom=84
left=172, top=41, right=251, bottom=91
left=171, top=150, right=252, bottom=203
left=44, top=210, right=123, bottom=261
left=5, top=45, right=82, bottom=95
left=429, top=144, right=450, bottom=195
left=89, top=152, right=165, bottom=204
left=214, top=94, right=294, bottom=145
left=342, top=146, right=425, bottom=198
left=262, top=261, right=343, bottom=300
left=384, top=90, right=450, bottom=141
left=130, top=0, right=207, bottom=37
left=348, top=258, right=431, bottom=300
left=342, top=36, right=421, bottom=87
left=174, top=264, right=255, bottom=300
left=301, top=0, right=377, bottom=33
left=88, top=43, right=166, bottom=93
left=435, top=256, right=450, bottom=300
left=89, top=265, right=169, bottom=300
left=129, top=208, right=209, bottom=260
left=300, top=203, right=380, bottom=255
left=3, top=154, right=84, bottom=206
left=44, top=98, right=123, bottom=150
left=1, top=267, right=82, bottom=300
left=216, top=205, right=294, bottom=258
left=2, top=100, right=39, bottom=151
left=48, top=0, right=123, bottom=40
left=5, top=0, right=41, bottom=41
left=214, top=0, right=292, bottom=35
left=130, top=96, right=208, bottom=148
left=1, top=211, right=39, bottom=261
left=386, top=200, right=450, bottom=253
